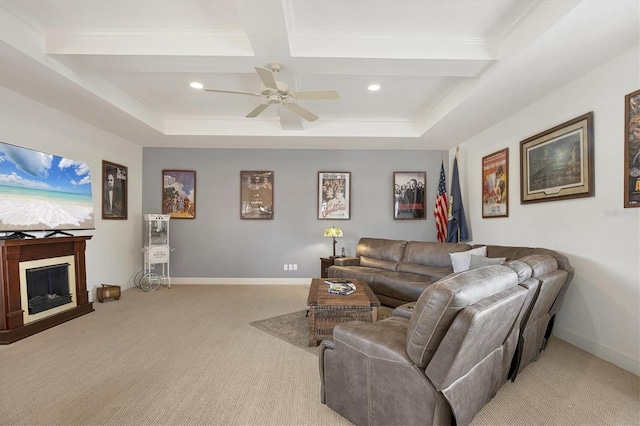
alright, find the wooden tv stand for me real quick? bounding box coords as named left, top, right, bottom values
left=0, top=236, right=94, bottom=344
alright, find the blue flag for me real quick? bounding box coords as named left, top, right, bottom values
left=446, top=156, right=469, bottom=242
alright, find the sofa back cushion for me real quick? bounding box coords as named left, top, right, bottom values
left=504, top=259, right=533, bottom=283
left=475, top=245, right=571, bottom=275
left=520, top=254, right=558, bottom=278
left=401, top=241, right=471, bottom=268
left=355, top=238, right=407, bottom=271
left=360, top=256, right=399, bottom=271
left=475, top=245, right=575, bottom=299
left=406, top=265, right=519, bottom=368
left=475, top=245, right=535, bottom=261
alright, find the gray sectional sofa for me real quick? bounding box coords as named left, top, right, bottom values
left=321, top=264, right=527, bottom=426
left=329, top=237, right=573, bottom=309
left=328, top=237, right=575, bottom=379
left=329, top=238, right=470, bottom=307
left=321, top=237, right=575, bottom=424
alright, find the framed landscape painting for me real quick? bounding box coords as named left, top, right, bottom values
left=393, top=171, right=426, bottom=219
left=102, top=160, right=128, bottom=220
left=482, top=148, right=508, bottom=218
left=624, top=89, right=640, bottom=208
left=318, top=171, right=350, bottom=219
left=241, top=171, right=273, bottom=219
left=162, top=170, right=196, bottom=219
left=520, top=112, right=594, bottom=204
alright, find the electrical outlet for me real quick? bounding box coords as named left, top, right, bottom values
left=293, top=264, right=297, bottom=271
left=283, top=264, right=288, bottom=271
left=288, top=264, right=293, bottom=271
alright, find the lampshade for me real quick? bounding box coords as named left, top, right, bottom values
left=324, top=226, right=344, bottom=238
left=324, top=227, right=344, bottom=257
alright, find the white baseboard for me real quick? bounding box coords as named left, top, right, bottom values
left=169, top=277, right=311, bottom=285
left=554, top=326, right=639, bottom=376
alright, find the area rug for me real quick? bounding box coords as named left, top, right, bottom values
left=250, top=307, right=393, bottom=356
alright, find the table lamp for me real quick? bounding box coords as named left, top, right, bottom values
left=324, top=226, right=344, bottom=257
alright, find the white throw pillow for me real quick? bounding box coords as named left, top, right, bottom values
left=450, top=246, right=487, bottom=273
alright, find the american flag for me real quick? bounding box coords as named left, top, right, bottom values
left=434, top=160, right=448, bottom=242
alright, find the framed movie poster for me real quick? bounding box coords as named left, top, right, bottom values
left=482, top=148, right=509, bottom=218
left=162, top=170, right=196, bottom=219
left=624, top=89, right=640, bottom=208
left=318, top=171, right=350, bottom=219
left=393, top=171, right=426, bottom=220
left=520, top=112, right=594, bottom=204
left=102, top=160, right=127, bottom=220
left=241, top=171, right=273, bottom=219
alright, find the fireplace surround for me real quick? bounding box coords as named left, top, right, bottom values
left=0, top=236, right=93, bottom=344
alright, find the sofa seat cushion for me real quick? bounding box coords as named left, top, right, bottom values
left=401, top=241, right=471, bottom=268
left=328, top=265, right=382, bottom=286
left=373, top=272, right=432, bottom=302
left=396, top=262, right=453, bottom=281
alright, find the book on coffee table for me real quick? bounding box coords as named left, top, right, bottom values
left=324, top=278, right=353, bottom=285
left=327, top=282, right=356, bottom=295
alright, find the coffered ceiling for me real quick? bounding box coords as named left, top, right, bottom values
left=0, top=1, right=637, bottom=149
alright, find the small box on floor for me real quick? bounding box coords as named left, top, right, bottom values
left=97, top=284, right=121, bottom=302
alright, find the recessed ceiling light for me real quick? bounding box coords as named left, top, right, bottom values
left=368, top=84, right=381, bottom=92
left=190, top=82, right=204, bottom=89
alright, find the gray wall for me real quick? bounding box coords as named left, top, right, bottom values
left=142, top=148, right=447, bottom=278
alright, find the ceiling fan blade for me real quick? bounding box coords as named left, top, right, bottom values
left=284, top=103, right=319, bottom=122
left=291, top=90, right=339, bottom=100
left=204, top=88, right=261, bottom=97
left=246, top=103, right=270, bottom=118
left=255, top=66, right=278, bottom=90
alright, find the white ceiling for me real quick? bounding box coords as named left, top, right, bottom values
left=0, top=0, right=637, bottom=150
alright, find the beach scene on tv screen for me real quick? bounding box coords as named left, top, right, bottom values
left=0, top=142, right=95, bottom=232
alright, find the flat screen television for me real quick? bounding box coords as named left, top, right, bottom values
left=0, top=141, right=95, bottom=238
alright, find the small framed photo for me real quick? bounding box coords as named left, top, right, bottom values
left=624, top=89, right=640, bottom=208
left=394, top=172, right=426, bottom=220
left=318, top=171, right=350, bottom=219
left=520, top=112, right=594, bottom=204
left=162, top=170, right=196, bottom=219
left=241, top=171, right=273, bottom=219
left=102, top=160, right=127, bottom=220
left=482, top=148, right=509, bottom=218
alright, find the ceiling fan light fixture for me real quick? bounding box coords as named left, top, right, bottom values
left=368, top=84, right=381, bottom=92
left=197, top=63, right=339, bottom=122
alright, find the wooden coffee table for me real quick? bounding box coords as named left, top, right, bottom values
left=306, top=278, right=380, bottom=347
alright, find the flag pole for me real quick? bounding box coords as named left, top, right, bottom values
left=455, top=146, right=460, bottom=243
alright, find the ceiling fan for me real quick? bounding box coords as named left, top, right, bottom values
left=198, top=62, right=339, bottom=122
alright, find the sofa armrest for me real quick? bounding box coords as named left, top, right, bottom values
left=332, top=318, right=411, bottom=362
left=319, top=339, right=335, bottom=404
left=392, top=302, right=416, bottom=319
left=333, top=256, right=360, bottom=266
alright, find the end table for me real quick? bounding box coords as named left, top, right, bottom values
left=320, top=256, right=338, bottom=278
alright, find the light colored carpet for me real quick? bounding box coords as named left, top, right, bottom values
left=0, top=285, right=638, bottom=426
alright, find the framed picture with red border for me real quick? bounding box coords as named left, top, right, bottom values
left=482, top=148, right=508, bottom=218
